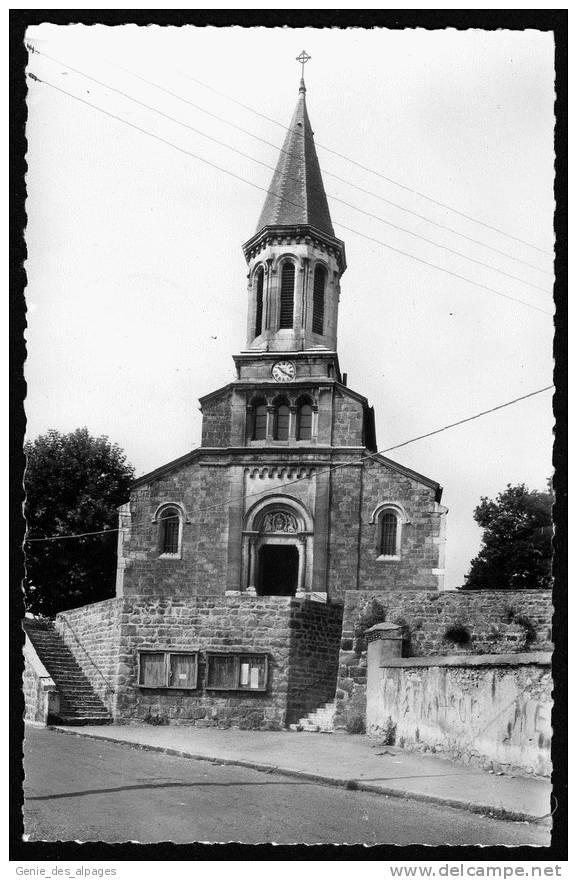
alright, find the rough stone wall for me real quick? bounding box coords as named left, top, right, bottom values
left=332, top=392, right=364, bottom=446
left=335, top=589, right=553, bottom=730
left=358, top=460, right=443, bottom=591
left=55, top=598, right=122, bottom=710
left=327, top=464, right=363, bottom=596
left=286, top=600, right=344, bottom=723
left=121, top=461, right=230, bottom=598
left=115, top=595, right=294, bottom=728
left=23, top=649, right=52, bottom=724
left=367, top=658, right=552, bottom=776
left=326, top=460, right=444, bottom=601
left=201, top=391, right=232, bottom=447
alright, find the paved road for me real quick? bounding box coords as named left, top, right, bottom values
left=23, top=727, right=549, bottom=846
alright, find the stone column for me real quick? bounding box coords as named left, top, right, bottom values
left=295, top=537, right=306, bottom=597
left=246, top=537, right=258, bottom=595
left=266, top=405, right=275, bottom=440
left=289, top=405, right=298, bottom=440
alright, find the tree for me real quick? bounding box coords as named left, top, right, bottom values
left=24, top=428, right=134, bottom=616
left=461, top=482, right=553, bottom=590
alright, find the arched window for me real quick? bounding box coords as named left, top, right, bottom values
left=274, top=400, right=290, bottom=440
left=159, top=506, right=181, bottom=556
left=297, top=399, right=313, bottom=440
left=252, top=400, right=267, bottom=440
left=279, top=262, right=295, bottom=329
left=254, top=267, right=264, bottom=337
left=312, top=265, right=326, bottom=335
left=379, top=512, right=398, bottom=557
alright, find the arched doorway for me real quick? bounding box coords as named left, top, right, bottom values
left=242, top=499, right=313, bottom=596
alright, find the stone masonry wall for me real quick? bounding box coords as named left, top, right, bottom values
left=56, top=598, right=122, bottom=711
left=327, top=459, right=444, bottom=600
left=115, top=595, right=295, bottom=728
left=358, top=460, right=443, bottom=592
left=285, top=600, right=344, bottom=723
left=335, top=589, right=553, bottom=730
left=121, top=461, right=230, bottom=598
left=201, top=391, right=233, bottom=447
left=332, top=392, right=364, bottom=446
left=367, top=658, right=552, bottom=776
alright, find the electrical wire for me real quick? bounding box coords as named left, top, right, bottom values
left=177, top=68, right=554, bottom=258
left=24, top=384, right=554, bottom=544
left=26, top=72, right=554, bottom=318
left=28, top=50, right=552, bottom=297
left=27, top=42, right=553, bottom=279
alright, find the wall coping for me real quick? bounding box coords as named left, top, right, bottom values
left=23, top=635, right=57, bottom=689
left=380, top=652, right=552, bottom=669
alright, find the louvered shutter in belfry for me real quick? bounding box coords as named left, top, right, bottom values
left=279, top=262, right=295, bottom=328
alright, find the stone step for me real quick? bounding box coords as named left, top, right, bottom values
left=24, top=619, right=112, bottom=726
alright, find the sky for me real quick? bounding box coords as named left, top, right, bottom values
left=23, top=24, right=555, bottom=589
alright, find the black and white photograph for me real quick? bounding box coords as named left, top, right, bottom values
left=12, top=12, right=565, bottom=859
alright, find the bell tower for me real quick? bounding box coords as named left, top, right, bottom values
left=241, top=70, right=346, bottom=368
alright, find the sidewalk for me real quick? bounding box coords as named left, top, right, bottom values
left=52, top=724, right=552, bottom=825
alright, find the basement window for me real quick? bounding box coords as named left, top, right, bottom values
left=138, top=651, right=198, bottom=689
left=205, top=652, right=268, bottom=692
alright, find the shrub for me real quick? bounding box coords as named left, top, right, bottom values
left=443, top=623, right=471, bottom=646
left=346, top=714, right=366, bottom=735
left=383, top=716, right=397, bottom=745
left=513, top=614, right=537, bottom=646
left=353, top=599, right=387, bottom=655
left=144, top=711, right=169, bottom=726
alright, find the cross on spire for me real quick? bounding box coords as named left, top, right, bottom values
left=296, top=49, right=311, bottom=78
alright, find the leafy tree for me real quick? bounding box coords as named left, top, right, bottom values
left=24, top=428, right=134, bottom=616
left=462, top=482, right=553, bottom=590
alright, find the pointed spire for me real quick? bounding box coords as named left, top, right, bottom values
left=255, top=78, right=335, bottom=237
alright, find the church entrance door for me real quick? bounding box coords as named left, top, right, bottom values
left=258, top=545, right=299, bottom=596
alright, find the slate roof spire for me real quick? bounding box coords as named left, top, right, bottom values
left=255, top=76, right=335, bottom=237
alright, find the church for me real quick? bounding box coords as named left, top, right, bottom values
left=26, top=67, right=448, bottom=730
left=117, top=73, right=447, bottom=605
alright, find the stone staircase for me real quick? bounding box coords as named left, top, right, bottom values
left=23, top=618, right=112, bottom=725
left=290, top=698, right=337, bottom=733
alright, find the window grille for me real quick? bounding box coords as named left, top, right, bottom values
left=275, top=404, right=290, bottom=440
left=255, top=269, right=264, bottom=337
left=297, top=403, right=313, bottom=440
left=253, top=402, right=267, bottom=440
left=138, top=651, right=198, bottom=689
left=380, top=512, right=398, bottom=557
left=279, top=262, right=295, bottom=328
left=206, top=653, right=268, bottom=691
left=312, top=265, right=326, bottom=335
left=160, top=507, right=180, bottom=555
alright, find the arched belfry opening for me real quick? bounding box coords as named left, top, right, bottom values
left=242, top=498, right=313, bottom=596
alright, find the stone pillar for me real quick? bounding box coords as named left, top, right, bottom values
left=289, top=405, right=298, bottom=440
left=266, top=405, right=275, bottom=440
left=366, top=623, right=404, bottom=735
left=366, top=623, right=404, bottom=665
left=296, top=537, right=306, bottom=597
left=246, top=537, right=258, bottom=594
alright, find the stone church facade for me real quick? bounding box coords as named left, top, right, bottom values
left=25, top=74, right=452, bottom=732
left=117, top=77, right=447, bottom=608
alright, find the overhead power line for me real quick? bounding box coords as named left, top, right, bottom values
left=121, top=63, right=554, bottom=278
left=26, top=72, right=554, bottom=318
left=26, top=42, right=554, bottom=273
left=24, top=384, right=554, bottom=544
left=176, top=68, right=554, bottom=258
left=29, top=49, right=551, bottom=297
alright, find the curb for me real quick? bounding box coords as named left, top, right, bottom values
left=49, top=726, right=549, bottom=826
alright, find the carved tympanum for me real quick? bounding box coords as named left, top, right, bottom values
left=261, top=511, right=298, bottom=533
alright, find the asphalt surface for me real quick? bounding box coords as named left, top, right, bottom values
left=23, top=726, right=550, bottom=846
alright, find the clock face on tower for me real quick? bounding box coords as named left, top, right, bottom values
left=272, top=361, right=296, bottom=382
